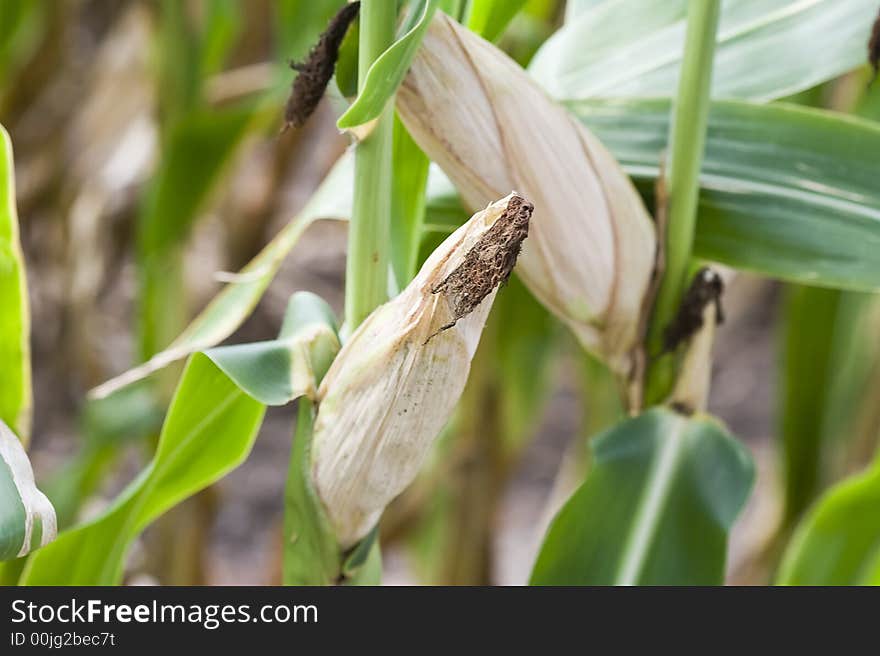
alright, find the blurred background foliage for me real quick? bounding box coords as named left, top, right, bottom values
left=1, top=0, right=879, bottom=584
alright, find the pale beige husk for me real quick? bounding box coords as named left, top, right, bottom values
left=396, top=12, right=657, bottom=382
left=311, top=194, right=526, bottom=548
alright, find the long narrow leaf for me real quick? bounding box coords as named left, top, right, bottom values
left=0, top=125, right=30, bottom=442
left=465, top=0, right=528, bottom=41
left=531, top=0, right=875, bottom=101
left=337, top=0, right=438, bottom=129
left=21, top=354, right=265, bottom=585
left=570, top=99, right=880, bottom=292
left=22, top=293, right=336, bottom=584
left=92, top=154, right=353, bottom=398
left=778, top=458, right=880, bottom=585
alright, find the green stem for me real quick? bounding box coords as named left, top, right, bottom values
left=344, top=0, right=396, bottom=328
left=644, top=0, right=720, bottom=404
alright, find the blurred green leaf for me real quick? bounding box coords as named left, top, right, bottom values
left=778, top=287, right=874, bottom=526
left=778, top=457, right=880, bottom=585
left=422, top=164, right=468, bottom=232
left=0, top=0, right=47, bottom=85
left=275, top=0, right=347, bottom=65
left=95, top=154, right=353, bottom=399
left=284, top=398, right=340, bottom=585
left=779, top=286, right=843, bottom=525
left=138, top=103, right=259, bottom=359
left=21, top=353, right=265, bottom=585
left=156, top=0, right=201, bottom=120
left=281, top=292, right=364, bottom=586
left=138, top=105, right=258, bottom=259
left=337, top=0, right=438, bottom=129
left=570, top=98, right=880, bottom=292
left=495, top=275, right=559, bottom=451
left=204, top=292, right=340, bottom=406
left=466, top=0, right=528, bottom=41
left=389, top=115, right=429, bottom=289
left=46, top=382, right=165, bottom=529
left=0, top=125, right=30, bottom=441
left=22, top=292, right=334, bottom=584
left=530, top=408, right=754, bottom=585
left=334, top=11, right=361, bottom=98
left=531, top=0, right=874, bottom=101
left=198, top=0, right=242, bottom=79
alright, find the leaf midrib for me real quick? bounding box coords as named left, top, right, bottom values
left=613, top=415, right=686, bottom=585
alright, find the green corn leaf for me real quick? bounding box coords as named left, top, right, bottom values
left=337, top=0, right=438, bottom=130
left=22, top=292, right=336, bottom=585
left=93, top=154, right=354, bottom=399
left=778, top=287, right=874, bottom=526
left=465, top=0, right=529, bottom=41
left=0, top=0, right=47, bottom=88
left=570, top=98, right=880, bottom=292
left=389, top=115, right=430, bottom=289
left=198, top=0, right=242, bottom=79
left=495, top=275, right=560, bottom=452
left=204, top=292, right=340, bottom=406
left=0, top=125, right=30, bottom=442
left=0, top=420, right=56, bottom=561
left=281, top=297, right=359, bottom=586
left=778, top=458, right=880, bottom=585
left=137, top=103, right=260, bottom=359
left=531, top=0, right=874, bottom=102
left=20, top=354, right=265, bottom=585
left=45, top=381, right=165, bottom=529
left=530, top=408, right=754, bottom=585
left=284, top=399, right=341, bottom=585
left=275, top=0, right=347, bottom=67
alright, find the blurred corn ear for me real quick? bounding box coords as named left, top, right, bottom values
left=396, top=13, right=657, bottom=388
left=311, top=193, right=532, bottom=548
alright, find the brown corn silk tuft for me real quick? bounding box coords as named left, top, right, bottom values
left=431, top=194, right=533, bottom=336
left=284, top=1, right=360, bottom=131
left=662, top=267, right=724, bottom=354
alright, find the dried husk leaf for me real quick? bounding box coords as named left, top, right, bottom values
left=397, top=13, right=656, bottom=381
left=311, top=194, right=531, bottom=548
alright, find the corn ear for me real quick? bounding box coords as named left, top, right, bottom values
left=397, top=13, right=657, bottom=383
left=311, top=193, right=532, bottom=548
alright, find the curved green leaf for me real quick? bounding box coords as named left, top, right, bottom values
left=530, top=408, right=754, bottom=585
left=0, top=420, right=55, bottom=561
left=465, top=0, right=528, bottom=41
left=92, top=154, right=353, bottom=399
left=275, top=0, right=347, bottom=65
left=337, top=0, right=438, bottom=129
left=21, top=353, right=265, bottom=585
left=570, top=98, right=880, bottom=292
left=0, top=125, right=30, bottom=441
left=22, top=291, right=338, bottom=584
left=205, top=292, right=340, bottom=405
left=778, top=460, right=880, bottom=585
left=138, top=103, right=260, bottom=358
left=284, top=398, right=341, bottom=585
left=531, top=0, right=874, bottom=101
left=778, top=287, right=874, bottom=526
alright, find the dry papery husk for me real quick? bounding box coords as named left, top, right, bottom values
left=397, top=12, right=657, bottom=388
left=311, top=193, right=532, bottom=548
